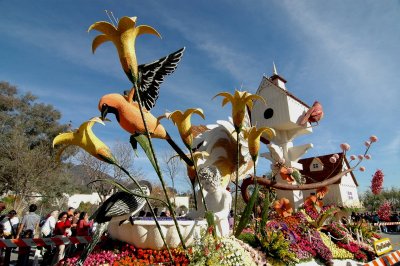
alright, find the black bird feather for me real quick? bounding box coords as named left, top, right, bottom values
left=124, top=47, right=185, bottom=110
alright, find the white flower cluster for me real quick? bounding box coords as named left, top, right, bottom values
left=218, top=237, right=258, bottom=266
left=235, top=238, right=268, bottom=265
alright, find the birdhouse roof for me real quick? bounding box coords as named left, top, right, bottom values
left=298, top=152, right=358, bottom=186
left=264, top=76, right=310, bottom=109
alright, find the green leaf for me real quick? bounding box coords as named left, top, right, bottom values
left=260, top=190, right=270, bottom=235
left=133, top=134, right=160, bottom=175
left=205, top=211, right=216, bottom=237
left=235, top=184, right=260, bottom=237
left=291, top=169, right=303, bottom=184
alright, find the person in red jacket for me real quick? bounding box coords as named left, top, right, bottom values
left=52, top=212, right=71, bottom=264
left=53, top=212, right=69, bottom=236
left=76, top=212, right=93, bottom=251
left=76, top=212, right=93, bottom=237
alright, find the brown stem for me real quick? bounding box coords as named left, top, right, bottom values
left=241, top=168, right=354, bottom=202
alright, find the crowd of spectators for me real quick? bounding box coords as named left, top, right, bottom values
left=350, top=211, right=400, bottom=233
left=0, top=202, right=94, bottom=265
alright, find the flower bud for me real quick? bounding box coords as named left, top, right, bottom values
left=359, top=166, right=366, bottom=172
left=369, top=135, right=378, bottom=142
left=329, top=156, right=337, bottom=163
left=340, top=143, right=350, bottom=151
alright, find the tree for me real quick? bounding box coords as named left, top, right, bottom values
left=162, top=152, right=183, bottom=206
left=0, top=81, right=73, bottom=211
left=361, top=187, right=400, bottom=212
left=75, top=141, right=144, bottom=202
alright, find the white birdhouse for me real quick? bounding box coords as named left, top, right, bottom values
left=252, top=75, right=312, bottom=141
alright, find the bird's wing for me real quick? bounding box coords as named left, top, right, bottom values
left=90, top=189, right=148, bottom=223
left=136, top=47, right=185, bottom=110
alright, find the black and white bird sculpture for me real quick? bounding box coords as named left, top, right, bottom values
left=77, top=183, right=151, bottom=265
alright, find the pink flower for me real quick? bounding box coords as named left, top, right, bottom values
left=340, top=143, right=350, bottom=151
left=364, top=141, right=371, bottom=147
left=358, top=154, right=364, bottom=160
left=350, top=155, right=356, bottom=160
left=365, top=154, right=371, bottom=159
left=333, top=153, right=339, bottom=159
left=370, top=135, right=378, bottom=142
left=329, top=156, right=337, bottom=163
left=359, top=166, right=366, bottom=172
left=286, top=167, right=294, bottom=174
left=371, top=169, right=384, bottom=195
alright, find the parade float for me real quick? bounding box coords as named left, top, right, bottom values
left=52, top=14, right=382, bottom=266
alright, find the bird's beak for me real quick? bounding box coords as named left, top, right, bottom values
left=101, top=104, right=108, bottom=121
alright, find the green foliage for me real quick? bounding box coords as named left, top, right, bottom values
left=361, top=187, right=400, bottom=212
left=133, top=134, right=159, bottom=175
left=235, top=184, right=259, bottom=237
left=260, top=190, right=271, bottom=235
left=0, top=81, right=74, bottom=211
left=259, top=229, right=298, bottom=266
left=238, top=232, right=258, bottom=248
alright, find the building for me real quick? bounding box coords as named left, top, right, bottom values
left=299, top=153, right=361, bottom=208
left=67, top=193, right=103, bottom=209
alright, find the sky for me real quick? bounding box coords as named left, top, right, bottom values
left=0, top=0, right=399, bottom=194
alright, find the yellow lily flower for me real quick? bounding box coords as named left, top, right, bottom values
left=88, top=16, right=161, bottom=84
left=160, top=108, right=205, bottom=148
left=53, top=117, right=117, bottom=164
left=244, top=126, right=276, bottom=161
left=214, top=90, right=265, bottom=132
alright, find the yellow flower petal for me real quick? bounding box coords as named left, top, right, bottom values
left=52, top=117, right=115, bottom=164
left=163, top=108, right=205, bottom=148
left=89, top=16, right=161, bottom=84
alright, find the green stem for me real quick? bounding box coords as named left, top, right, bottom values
left=233, top=130, right=240, bottom=235
left=115, top=164, right=175, bottom=263
left=189, top=149, right=208, bottom=213
left=192, top=181, right=198, bottom=210
left=252, top=161, right=258, bottom=233
left=134, top=84, right=187, bottom=249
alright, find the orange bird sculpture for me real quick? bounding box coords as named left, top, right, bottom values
left=99, top=93, right=193, bottom=166
left=299, top=101, right=324, bottom=126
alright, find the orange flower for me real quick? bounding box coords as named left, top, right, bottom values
left=273, top=198, right=293, bottom=217
left=304, top=195, right=323, bottom=211
left=316, top=186, right=328, bottom=199
left=279, top=166, right=295, bottom=183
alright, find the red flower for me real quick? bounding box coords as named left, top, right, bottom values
left=371, top=169, right=384, bottom=195
left=377, top=201, right=392, bottom=221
